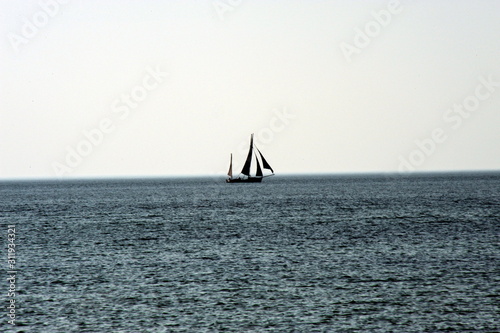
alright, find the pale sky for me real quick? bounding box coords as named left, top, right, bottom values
left=1, top=0, right=499, bottom=179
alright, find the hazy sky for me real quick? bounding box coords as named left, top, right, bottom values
left=1, top=0, right=499, bottom=179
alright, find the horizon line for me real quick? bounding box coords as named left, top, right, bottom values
left=1, top=169, right=499, bottom=182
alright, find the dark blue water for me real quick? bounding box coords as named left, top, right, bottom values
left=1, top=173, right=499, bottom=332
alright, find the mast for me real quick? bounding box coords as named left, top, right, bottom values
left=240, top=134, right=254, bottom=176
left=227, top=153, right=233, bottom=178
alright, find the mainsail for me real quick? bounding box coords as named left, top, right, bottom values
left=240, top=134, right=254, bottom=176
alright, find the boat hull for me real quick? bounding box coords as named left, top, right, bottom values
left=226, top=177, right=263, bottom=183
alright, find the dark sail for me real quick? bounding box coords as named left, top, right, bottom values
left=227, top=153, right=233, bottom=178
left=240, top=134, right=254, bottom=176
left=255, top=153, right=263, bottom=177
left=256, top=147, right=274, bottom=173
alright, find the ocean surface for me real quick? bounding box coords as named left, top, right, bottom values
left=1, top=173, right=499, bottom=332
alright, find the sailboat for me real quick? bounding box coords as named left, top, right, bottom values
left=226, top=134, right=274, bottom=183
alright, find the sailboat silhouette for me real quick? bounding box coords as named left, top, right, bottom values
left=226, top=134, right=274, bottom=183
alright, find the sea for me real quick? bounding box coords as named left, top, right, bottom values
left=1, top=173, right=499, bottom=332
